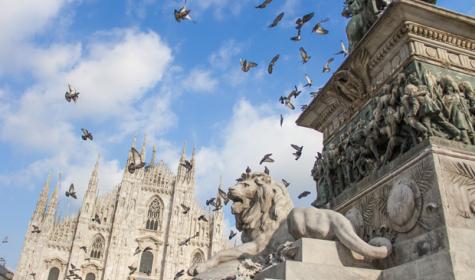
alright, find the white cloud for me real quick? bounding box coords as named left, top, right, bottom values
left=186, top=69, right=218, bottom=93
left=194, top=99, right=324, bottom=207
left=0, top=28, right=175, bottom=210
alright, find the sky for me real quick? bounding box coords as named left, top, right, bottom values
left=0, top=0, right=474, bottom=271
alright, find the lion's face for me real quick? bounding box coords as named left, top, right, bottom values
left=227, top=173, right=294, bottom=240
left=228, top=178, right=259, bottom=215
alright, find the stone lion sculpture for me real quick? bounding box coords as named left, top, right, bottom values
left=189, top=172, right=392, bottom=277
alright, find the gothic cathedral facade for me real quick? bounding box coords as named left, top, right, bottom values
left=14, top=140, right=225, bottom=280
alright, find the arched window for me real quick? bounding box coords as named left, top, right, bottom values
left=47, top=267, right=60, bottom=280
left=191, top=250, right=205, bottom=267
left=90, top=235, right=105, bottom=259
left=85, top=273, right=96, bottom=280
left=139, top=251, right=154, bottom=275
left=146, top=198, right=161, bottom=230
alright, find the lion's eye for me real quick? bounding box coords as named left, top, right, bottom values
left=243, top=183, right=249, bottom=188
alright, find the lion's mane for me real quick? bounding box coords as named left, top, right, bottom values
left=234, top=173, right=294, bottom=243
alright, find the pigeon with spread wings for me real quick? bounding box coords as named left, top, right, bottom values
left=259, top=153, right=274, bottom=165
left=179, top=232, right=199, bottom=246
left=128, top=147, right=145, bottom=174
left=65, top=84, right=80, bottom=103
left=81, top=128, right=93, bottom=141
left=240, top=59, right=258, bottom=72
left=291, top=144, right=303, bottom=160
left=312, top=18, right=330, bottom=35
left=174, top=1, right=192, bottom=22
left=65, top=183, right=77, bottom=199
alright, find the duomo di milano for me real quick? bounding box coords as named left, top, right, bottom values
left=13, top=139, right=226, bottom=280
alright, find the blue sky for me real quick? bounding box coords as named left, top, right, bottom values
left=0, top=0, right=473, bottom=271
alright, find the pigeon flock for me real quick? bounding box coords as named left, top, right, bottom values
left=14, top=0, right=340, bottom=278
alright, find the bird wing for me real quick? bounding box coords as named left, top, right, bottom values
left=302, top=12, right=315, bottom=24
left=290, top=144, right=300, bottom=150
left=130, top=147, right=143, bottom=166
left=305, top=74, right=312, bottom=84
left=299, top=47, right=307, bottom=58
left=270, top=12, right=284, bottom=27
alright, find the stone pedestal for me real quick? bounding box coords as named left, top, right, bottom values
left=290, top=0, right=475, bottom=279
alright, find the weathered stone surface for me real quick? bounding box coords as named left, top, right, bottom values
left=255, top=261, right=382, bottom=280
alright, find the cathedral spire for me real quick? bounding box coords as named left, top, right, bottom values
left=180, top=142, right=186, bottom=162
left=45, top=174, right=60, bottom=218
left=32, top=174, right=51, bottom=221
left=88, top=155, right=100, bottom=194
left=140, top=134, right=147, bottom=160
left=150, top=144, right=157, bottom=166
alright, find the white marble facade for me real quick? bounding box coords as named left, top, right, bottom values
left=14, top=140, right=225, bottom=280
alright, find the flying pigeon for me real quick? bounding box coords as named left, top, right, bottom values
left=335, top=41, right=349, bottom=56
left=291, top=144, right=303, bottom=160
left=133, top=246, right=141, bottom=256
left=31, top=225, right=41, bottom=234
left=298, top=191, right=311, bottom=199
left=1, top=236, right=7, bottom=244
left=281, top=179, right=290, bottom=188
left=289, top=85, right=301, bottom=99
left=269, top=12, right=284, bottom=28
left=174, top=2, right=192, bottom=22
left=323, top=58, right=334, bottom=73
left=178, top=232, right=199, bottom=246
left=280, top=114, right=284, bottom=127
left=264, top=166, right=270, bottom=175
left=299, top=47, right=311, bottom=64
left=79, top=246, right=87, bottom=253
left=65, top=84, right=80, bottom=103
left=181, top=203, right=191, bottom=214
left=198, top=215, right=208, bottom=222
left=279, top=96, right=295, bottom=110
left=206, top=197, right=216, bottom=206
left=180, top=160, right=193, bottom=171
left=81, top=128, right=93, bottom=141
left=128, top=265, right=137, bottom=275
left=65, top=183, right=77, bottom=199
left=218, top=188, right=230, bottom=205
left=304, top=74, right=312, bottom=88
left=312, top=18, right=330, bottom=35
left=240, top=59, right=258, bottom=72
left=128, top=147, right=145, bottom=174
left=267, top=54, right=280, bottom=74
left=256, top=0, right=273, bottom=9
left=246, top=166, right=251, bottom=173
left=260, top=153, right=274, bottom=165
left=174, top=269, right=185, bottom=280
left=229, top=230, right=237, bottom=240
